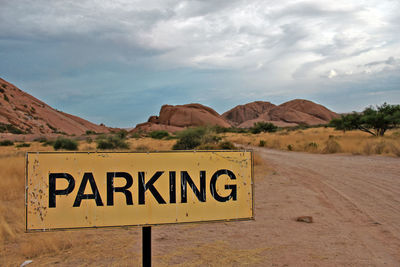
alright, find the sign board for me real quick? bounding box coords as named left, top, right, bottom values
left=26, top=151, right=253, bottom=231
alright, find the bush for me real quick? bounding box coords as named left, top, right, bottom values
left=0, top=140, right=14, bottom=146
left=304, top=142, right=318, bottom=152
left=258, top=140, right=266, bottom=147
left=148, top=130, right=169, bottom=139
left=16, top=143, right=30, bottom=148
left=116, top=130, right=128, bottom=139
left=250, top=122, right=278, bottom=134
left=172, top=127, right=206, bottom=150
left=96, top=135, right=129, bottom=150
left=53, top=138, right=78, bottom=151
left=3, top=94, right=9, bottom=102
left=287, top=144, right=293, bottom=151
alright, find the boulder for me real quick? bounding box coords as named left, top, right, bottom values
left=157, top=103, right=231, bottom=128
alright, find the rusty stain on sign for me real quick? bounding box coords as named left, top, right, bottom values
left=25, top=151, right=254, bottom=231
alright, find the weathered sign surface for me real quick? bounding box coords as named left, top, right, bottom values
left=26, top=151, right=253, bottom=231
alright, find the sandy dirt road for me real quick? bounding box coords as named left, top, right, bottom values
left=19, top=148, right=400, bottom=266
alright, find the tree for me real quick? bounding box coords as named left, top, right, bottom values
left=330, top=103, right=400, bottom=136
left=250, top=122, right=278, bottom=134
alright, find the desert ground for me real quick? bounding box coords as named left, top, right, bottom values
left=1, top=134, right=399, bottom=266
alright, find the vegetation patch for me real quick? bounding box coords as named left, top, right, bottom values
left=148, top=130, right=170, bottom=139
left=96, top=135, right=129, bottom=150
left=53, top=138, right=78, bottom=151
left=330, top=103, right=400, bottom=136
left=15, top=143, right=30, bottom=148
left=0, top=140, right=14, bottom=146
left=0, top=123, right=24, bottom=134
left=173, top=126, right=235, bottom=150
left=250, top=122, right=278, bottom=134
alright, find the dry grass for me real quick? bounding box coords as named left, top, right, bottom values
left=225, top=128, right=400, bottom=157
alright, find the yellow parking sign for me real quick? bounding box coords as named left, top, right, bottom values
left=26, top=151, right=254, bottom=231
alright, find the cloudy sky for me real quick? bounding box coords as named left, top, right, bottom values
left=1, top=0, right=399, bottom=127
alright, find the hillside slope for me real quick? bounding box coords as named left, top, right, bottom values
left=0, top=78, right=109, bottom=135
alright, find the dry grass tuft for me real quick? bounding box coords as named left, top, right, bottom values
left=322, top=138, right=341, bottom=154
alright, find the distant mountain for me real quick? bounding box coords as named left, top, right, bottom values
left=0, top=78, right=110, bottom=135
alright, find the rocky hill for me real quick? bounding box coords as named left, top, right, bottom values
left=132, top=99, right=338, bottom=133
left=132, top=103, right=231, bottom=133
left=222, top=101, right=276, bottom=126
left=224, top=99, right=338, bottom=128
left=0, top=78, right=109, bottom=136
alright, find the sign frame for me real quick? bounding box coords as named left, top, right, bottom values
left=25, top=150, right=254, bottom=232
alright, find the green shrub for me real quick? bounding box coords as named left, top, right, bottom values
left=0, top=88, right=4, bottom=93
left=287, top=144, right=293, bottom=151
left=1, top=84, right=6, bottom=89
left=172, top=127, right=207, bottom=150
left=116, top=130, right=128, bottom=139
left=16, top=143, right=30, bottom=148
left=96, top=135, right=129, bottom=150
left=85, top=130, right=97, bottom=135
left=0, top=140, right=14, bottom=146
left=53, top=138, right=78, bottom=151
left=259, top=140, right=266, bottom=147
left=172, top=126, right=237, bottom=150
left=3, top=94, right=9, bottom=102
left=149, top=130, right=169, bottom=139
left=250, top=122, right=278, bottom=134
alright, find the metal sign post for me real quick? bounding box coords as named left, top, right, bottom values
left=142, top=226, right=151, bottom=267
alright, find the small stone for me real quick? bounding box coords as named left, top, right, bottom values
left=296, top=216, right=313, bottom=223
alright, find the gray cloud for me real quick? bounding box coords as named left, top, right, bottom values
left=0, top=0, right=399, bottom=126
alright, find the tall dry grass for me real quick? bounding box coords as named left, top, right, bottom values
left=225, top=128, right=400, bottom=157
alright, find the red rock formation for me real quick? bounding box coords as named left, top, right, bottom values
left=157, top=103, right=231, bottom=128
left=268, top=106, right=327, bottom=125
left=131, top=103, right=231, bottom=133
left=0, top=78, right=110, bottom=135
left=231, top=99, right=338, bottom=128
left=279, top=99, right=338, bottom=121
left=222, top=101, right=276, bottom=126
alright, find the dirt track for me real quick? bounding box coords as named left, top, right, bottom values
left=22, top=148, right=400, bottom=266
left=251, top=148, right=400, bottom=266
